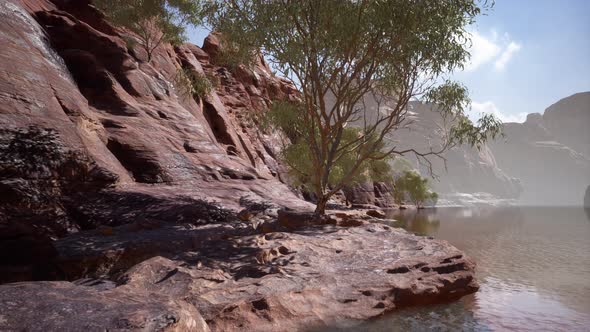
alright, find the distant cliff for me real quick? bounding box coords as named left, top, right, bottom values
left=403, top=93, right=590, bottom=206
left=543, top=92, right=590, bottom=158
left=489, top=92, right=590, bottom=206
left=342, top=92, right=589, bottom=207
left=392, top=101, right=523, bottom=203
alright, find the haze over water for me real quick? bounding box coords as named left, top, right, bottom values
left=351, top=206, right=590, bottom=331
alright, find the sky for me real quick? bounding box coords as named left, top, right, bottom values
left=187, top=0, right=590, bottom=123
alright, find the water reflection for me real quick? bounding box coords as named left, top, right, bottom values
left=358, top=206, right=590, bottom=331
left=386, top=209, right=441, bottom=235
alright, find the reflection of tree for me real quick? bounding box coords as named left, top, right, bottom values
left=393, top=210, right=440, bottom=236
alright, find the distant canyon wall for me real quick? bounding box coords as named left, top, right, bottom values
left=488, top=92, right=590, bottom=206
left=345, top=92, right=590, bottom=207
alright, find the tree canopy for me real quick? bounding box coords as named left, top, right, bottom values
left=263, top=101, right=393, bottom=192
left=394, top=171, right=439, bottom=208
left=205, top=0, right=503, bottom=214
left=94, top=0, right=204, bottom=61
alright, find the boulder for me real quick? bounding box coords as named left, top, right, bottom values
left=277, top=209, right=319, bottom=229
left=366, top=209, right=387, bottom=219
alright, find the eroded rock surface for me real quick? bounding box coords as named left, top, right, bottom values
left=0, top=0, right=306, bottom=280
left=343, top=181, right=397, bottom=209
left=1, top=219, right=478, bottom=332
left=0, top=281, right=210, bottom=332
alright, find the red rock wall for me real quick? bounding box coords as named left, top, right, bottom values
left=0, top=0, right=307, bottom=238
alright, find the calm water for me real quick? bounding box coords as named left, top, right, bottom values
left=353, top=206, right=590, bottom=331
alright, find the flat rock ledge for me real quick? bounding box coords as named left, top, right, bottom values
left=0, top=220, right=478, bottom=332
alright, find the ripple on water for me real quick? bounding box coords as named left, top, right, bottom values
left=352, top=206, right=590, bottom=332
left=473, top=277, right=590, bottom=331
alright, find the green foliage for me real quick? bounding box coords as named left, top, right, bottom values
left=390, top=157, right=414, bottom=203
left=216, top=35, right=258, bottom=69
left=424, top=81, right=503, bottom=150
left=281, top=133, right=394, bottom=193
left=394, top=171, right=439, bottom=208
left=260, top=101, right=306, bottom=141
left=205, top=0, right=499, bottom=213
left=451, top=113, right=504, bottom=150
left=123, top=36, right=137, bottom=52
left=263, top=102, right=393, bottom=193
left=174, top=68, right=213, bottom=101
left=94, top=0, right=204, bottom=61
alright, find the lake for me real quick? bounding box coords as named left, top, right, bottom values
left=349, top=206, right=590, bottom=331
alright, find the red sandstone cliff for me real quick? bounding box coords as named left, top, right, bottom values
left=0, top=0, right=305, bottom=232
left=0, top=0, right=312, bottom=281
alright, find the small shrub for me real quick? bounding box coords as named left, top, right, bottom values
left=174, top=68, right=213, bottom=101
left=215, top=35, right=257, bottom=70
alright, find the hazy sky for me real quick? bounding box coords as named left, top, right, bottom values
left=187, top=0, right=590, bottom=123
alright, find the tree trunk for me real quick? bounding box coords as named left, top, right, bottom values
left=314, top=195, right=329, bottom=215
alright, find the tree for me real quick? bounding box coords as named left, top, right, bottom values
left=263, top=101, right=393, bottom=196
left=206, top=0, right=502, bottom=214
left=390, top=157, right=414, bottom=204
left=395, top=171, right=438, bottom=209
left=94, top=0, right=204, bottom=62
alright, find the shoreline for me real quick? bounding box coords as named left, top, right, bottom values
left=0, top=208, right=478, bottom=331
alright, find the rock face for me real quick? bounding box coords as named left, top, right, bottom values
left=343, top=181, right=397, bottom=209
left=542, top=92, right=590, bottom=158
left=1, top=219, right=478, bottom=332
left=0, top=0, right=307, bottom=280
left=488, top=93, right=590, bottom=206
left=0, top=281, right=210, bottom=332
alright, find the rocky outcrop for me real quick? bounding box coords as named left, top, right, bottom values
left=1, top=217, right=478, bottom=332
left=0, top=0, right=307, bottom=279
left=343, top=181, right=397, bottom=209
